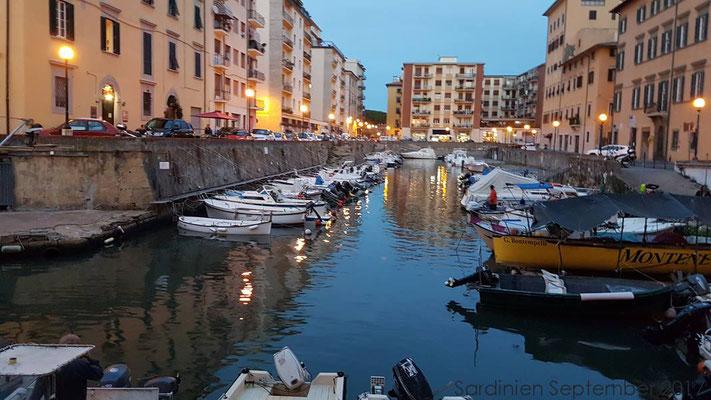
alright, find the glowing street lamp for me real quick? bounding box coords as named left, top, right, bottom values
left=507, top=126, right=513, bottom=144
left=300, top=104, right=308, bottom=134
left=245, top=88, right=255, bottom=133
left=694, top=97, right=706, bottom=160
left=552, top=120, right=561, bottom=151
left=58, top=45, right=75, bottom=124
left=598, top=113, right=609, bottom=155
left=328, top=112, right=335, bottom=134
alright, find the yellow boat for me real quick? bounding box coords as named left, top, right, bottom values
left=493, top=235, right=711, bottom=275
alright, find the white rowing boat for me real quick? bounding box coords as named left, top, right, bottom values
left=178, top=216, right=272, bottom=235
left=204, top=199, right=306, bottom=225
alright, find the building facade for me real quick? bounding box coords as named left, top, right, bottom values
left=386, top=77, right=403, bottom=138
left=612, top=0, right=709, bottom=162
left=400, top=57, right=484, bottom=142
left=311, top=43, right=346, bottom=133
left=344, top=59, right=366, bottom=121
left=0, top=0, right=216, bottom=134
left=481, top=75, right=517, bottom=122
left=541, top=0, right=620, bottom=150
left=514, top=64, right=546, bottom=128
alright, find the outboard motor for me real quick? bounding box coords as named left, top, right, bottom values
left=144, top=375, right=180, bottom=400
left=445, top=266, right=498, bottom=288
left=689, top=275, right=711, bottom=297
left=100, top=364, right=132, bottom=388
left=273, top=347, right=311, bottom=390
left=389, top=358, right=433, bottom=400
left=644, top=302, right=711, bottom=345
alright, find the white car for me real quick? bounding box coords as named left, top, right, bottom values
left=521, top=143, right=537, bottom=151
left=586, top=145, right=630, bottom=158
left=252, top=129, right=276, bottom=141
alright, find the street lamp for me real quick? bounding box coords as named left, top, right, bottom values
left=552, top=120, right=561, bottom=151
left=245, top=88, right=255, bottom=134
left=58, top=45, right=75, bottom=125
left=328, top=112, right=335, bottom=134
left=507, top=126, right=513, bottom=144
left=694, top=97, right=706, bottom=160
left=300, top=104, right=308, bottom=134
left=598, top=113, right=608, bottom=155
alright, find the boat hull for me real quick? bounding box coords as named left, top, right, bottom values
left=204, top=201, right=306, bottom=225
left=493, top=235, right=711, bottom=274
left=178, top=217, right=272, bottom=235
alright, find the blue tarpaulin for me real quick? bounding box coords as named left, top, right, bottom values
left=515, top=183, right=554, bottom=190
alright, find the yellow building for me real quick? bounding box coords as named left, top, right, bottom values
left=386, top=77, right=402, bottom=138
left=0, top=0, right=243, bottom=134
left=612, top=0, right=709, bottom=162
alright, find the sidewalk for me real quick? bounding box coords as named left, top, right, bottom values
left=619, top=166, right=700, bottom=195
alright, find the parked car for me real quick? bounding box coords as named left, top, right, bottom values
left=40, top=118, right=121, bottom=137
left=273, top=132, right=284, bottom=141
left=284, top=132, right=297, bottom=141
left=521, top=143, right=537, bottom=151
left=252, top=129, right=276, bottom=141
left=586, top=145, right=630, bottom=158
left=306, top=133, right=317, bottom=141
left=219, top=128, right=253, bottom=140
left=137, top=118, right=195, bottom=138
left=297, top=132, right=310, bottom=141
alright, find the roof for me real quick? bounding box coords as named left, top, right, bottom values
left=543, top=0, right=565, bottom=16
left=611, top=0, right=634, bottom=14
left=0, top=344, right=94, bottom=376
left=386, top=81, right=402, bottom=87
left=403, top=62, right=483, bottom=66
left=562, top=42, right=617, bottom=66
left=312, top=41, right=345, bottom=60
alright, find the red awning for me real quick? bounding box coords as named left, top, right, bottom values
left=191, top=111, right=238, bottom=120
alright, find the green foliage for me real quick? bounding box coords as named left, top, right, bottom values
left=363, top=110, right=386, bottom=124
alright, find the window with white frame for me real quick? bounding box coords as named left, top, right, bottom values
left=661, top=29, right=673, bottom=54
left=644, top=83, right=655, bottom=106
left=50, top=0, right=74, bottom=40
left=696, top=13, right=709, bottom=42
left=647, top=36, right=658, bottom=59
left=632, top=87, right=641, bottom=109
left=676, top=22, right=688, bottom=48
left=637, top=5, right=647, bottom=23
left=672, top=75, right=685, bottom=103
left=614, top=91, right=622, bottom=112
left=691, top=71, right=705, bottom=97
left=634, top=42, right=644, bottom=64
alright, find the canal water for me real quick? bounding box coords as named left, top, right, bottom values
left=0, top=161, right=696, bottom=399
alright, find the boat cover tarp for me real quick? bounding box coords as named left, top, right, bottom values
left=515, top=183, right=553, bottom=190
left=532, top=193, right=711, bottom=231
left=465, top=168, right=539, bottom=198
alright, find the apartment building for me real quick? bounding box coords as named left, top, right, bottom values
left=400, top=57, right=484, bottom=141
left=386, top=78, right=403, bottom=137
left=545, top=42, right=617, bottom=153
left=255, top=0, right=316, bottom=133
left=481, top=75, right=517, bottom=122
left=311, top=43, right=347, bottom=133
left=514, top=64, right=546, bottom=127
left=0, top=0, right=210, bottom=133
left=541, top=0, right=620, bottom=149
left=612, top=0, right=709, bottom=161
left=344, top=59, right=366, bottom=120
left=208, top=0, right=265, bottom=131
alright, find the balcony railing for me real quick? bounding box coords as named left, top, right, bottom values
left=303, top=51, right=311, bottom=61
left=283, top=11, right=294, bottom=26
left=453, top=109, right=474, bottom=115
left=283, top=84, right=293, bottom=93
left=282, top=35, right=293, bottom=48
left=412, top=97, right=432, bottom=103
left=456, top=73, right=476, bottom=78
left=303, top=71, right=311, bottom=80
left=644, top=102, right=668, bottom=116
left=282, top=106, right=293, bottom=114
left=454, top=123, right=473, bottom=128
left=282, top=59, right=294, bottom=71
left=414, top=86, right=432, bottom=91
left=214, top=89, right=230, bottom=101
left=412, top=123, right=431, bottom=128
left=248, top=41, right=265, bottom=55
left=569, top=116, right=581, bottom=126
left=248, top=10, right=265, bottom=28
left=303, top=91, right=311, bottom=99
left=212, top=53, right=230, bottom=67
left=455, top=98, right=474, bottom=103
left=411, top=110, right=431, bottom=115
left=304, top=33, right=312, bottom=44
left=414, top=73, right=433, bottom=78
left=456, top=86, right=475, bottom=91
left=248, top=69, right=265, bottom=81
left=214, top=19, right=232, bottom=33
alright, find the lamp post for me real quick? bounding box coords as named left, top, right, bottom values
left=328, top=112, right=335, bottom=134
left=552, top=120, right=560, bottom=151
left=58, top=46, right=75, bottom=125
left=346, top=116, right=353, bottom=137
left=386, top=125, right=391, bottom=137
left=598, top=113, right=608, bottom=155
left=524, top=124, right=531, bottom=145
left=300, top=104, right=308, bottom=134
left=694, top=97, right=706, bottom=160
left=506, top=126, right=513, bottom=145
left=245, top=88, right=255, bottom=134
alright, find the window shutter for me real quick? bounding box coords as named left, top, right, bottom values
left=700, top=72, right=706, bottom=96
left=113, top=21, right=120, bottom=54
left=100, top=17, right=107, bottom=51
left=49, top=0, right=58, bottom=36
left=66, top=2, right=74, bottom=40
left=143, top=32, right=152, bottom=76
left=696, top=16, right=701, bottom=42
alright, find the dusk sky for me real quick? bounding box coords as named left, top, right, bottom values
left=304, top=0, right=549, bottom=112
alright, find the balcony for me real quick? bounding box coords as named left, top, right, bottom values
left=303, top=51, right=311, bottom=61
left=214, top=88, right=230, bottom=102
left=248, top=10, right=265, bottom=29
left=282, top=35, right=294, bottom=50
left=414, top=73, right=433, bottom=78
left=303, top=71, right=311, bottom=81
left=214, top=18, right=232, bottom=35
left=340, top=94, right=345, bottom=101
left=331, top=89, right=337, bottom=97
left=331, top=74, right=337, bottom=82
left=411, top=110, right=431, bottom=115
left=283, top=84, right=293, bottom=94
left=304, top=90, right=311, bottom=100
left=248, top=68, right=265, bottom=82
left=212, top=53, right=229, bottom=69
left=453, top=109, right=474, bottom=115
left=455, top=98, right=474, bottom=103
left=304, top=33, right=312, bottom=44
left=248, top=41, right=264, bottom=57
left=412, top=97, right=432, bottom=103
left=282, top=106, right=294, bottom=114
left=283, top=10, right=294, bottom=28
left=644, top=102, right=669, bottom=118
left=456, top=73, right=476, bottom=78
left=412, top=123, right=431, bottom=129
left=414, top=86, right=432, bottom=91
left=282, top=59, right=294, bottom=73
left=569, top=116, right=581, bottom=128
left=456, top=86, right=475, bottom=91
left=454, top=123, right=473, bottom=128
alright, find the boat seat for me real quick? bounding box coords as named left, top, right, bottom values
left=269, top=383, right=311, bottom=397
left=541, top=270, right=567, bottom=294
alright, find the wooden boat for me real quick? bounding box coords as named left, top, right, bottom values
left=447, top=270, right=673, bottom=316
left=204, top=199, right=306, bottom=225
left=178, top=216, right=272, bottom=235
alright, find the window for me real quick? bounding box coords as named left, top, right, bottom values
left=663, top=0, right=674, bottom=9
left=142, top=89, right=152, bottom=119
left=194, top=52, right=202, bottom=78
left=100, top=17, right=120, bottom=55
left=672, top=76, right=685, bottom=103
left=49, top=0, right=74, bottom=40
left=658, top=80, right=669, bottom=110
left=632, top=87, right=641, bottom=109
left=614, top=91, right=622, bottom=112
left=168, top=0, right=179, bottom=16
left=651, top=0, right=660, bottom=16
left=619, top=17, right=627, bottom=34
left=644, top=83, right=655, bottom=106
left=608, top=68, right=615, bottom=82
left=691, top=71, right=705, bottom=97
left=637, top=5, right=647, bottom=23
left=54, top=76, right=67, bottom=109
left=169, top=41, right=179, bottom=70
left=634, top=42, right=644, bottom=64
left=194, top=4, right=203, bottom=29
left=696, top=13, right=709, bottom=42
left=588, top=71, right=594, bottom=84
left=87, top=120, right=106, bottom=132
left=577, top=75, right=584, bottom=88
left=616, top=50, right=625, bottom=71
left=142, top=32, right=152, bottom=76
left=647, top=36, right=658, bottom=59
left=589, top=10, right=597, bottom=20
left=672, top=129, right=680, bottom=150
left=661, top=29, right=673, bottom=54
left=676, top=22, right=688, bottom=49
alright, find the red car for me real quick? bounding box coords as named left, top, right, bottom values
left=219, top=128, right=254, bottom=140
left=40, top=119, right=121, bottom=137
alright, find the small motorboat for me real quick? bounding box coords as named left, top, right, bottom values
left=401, top=148, right=437, bottom=160
left=462, top=157, right=489, bottom=173
left=446, top=269, right=674, bottom=317
left=216, top=190, right=329, bottom=217
left=444, top=149, right=468, bottom=166
left=178, top=216, right=272, bottom=235
left=219, top=347, right=345, bottom=400
left=204, top=199, right=306, bottom=225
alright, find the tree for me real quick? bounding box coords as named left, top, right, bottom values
left=363, top=110, right=386, bottom=124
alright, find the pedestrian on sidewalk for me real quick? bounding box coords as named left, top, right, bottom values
left=205, top=124, right=213, bottom=137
